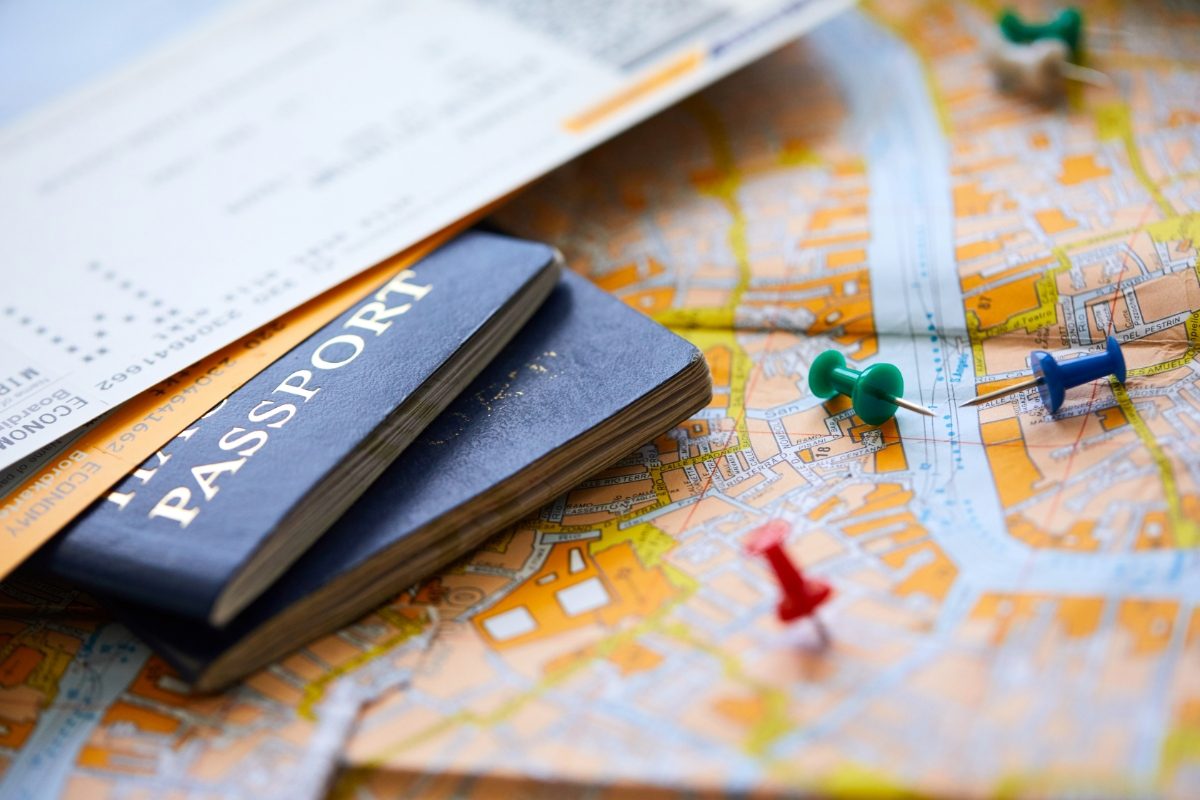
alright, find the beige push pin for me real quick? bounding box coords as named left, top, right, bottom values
left=983, top=7, right=1109, bottom=104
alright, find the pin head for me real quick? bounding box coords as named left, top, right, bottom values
left=853, top=363, right=904, bottom=426
left=808, top=350, right=847, bottom=399
left=778, top=576, right=832, bottom=622
left=999, top=7, right=1084, bottom=60
left=746, top=519, right=791, bottom=554
left=1033, top=336, right=1127, bottom=413
left=1104, top=335, right=1127, bottom=384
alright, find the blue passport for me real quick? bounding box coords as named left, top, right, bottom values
left=106, top=271, right=711, bottom=690
left=37, top=232, right=561, bottom=625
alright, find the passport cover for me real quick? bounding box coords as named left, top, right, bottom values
left=37, top=232, right=559, bottom=623
left=112, top=271, right=706, bottom=686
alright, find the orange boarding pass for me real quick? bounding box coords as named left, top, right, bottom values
left=0, top=223, right=470, bottom=582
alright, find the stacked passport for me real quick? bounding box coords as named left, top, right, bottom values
left=34, top=231, right=712, bottom=690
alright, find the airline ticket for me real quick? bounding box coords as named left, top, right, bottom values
left=0, top=0, right=850, bottom=470
left=0, top=228, right=460, bottom=581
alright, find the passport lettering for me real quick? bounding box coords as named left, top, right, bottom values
left=106, top=270, right=433, bottom=528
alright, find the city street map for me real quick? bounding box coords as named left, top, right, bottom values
left=2, top=0, right=1199, bottom=797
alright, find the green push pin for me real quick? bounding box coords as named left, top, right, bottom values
left=808, top=350, right=934, bottom=426
left=999, top=7, right=1084, bottom=61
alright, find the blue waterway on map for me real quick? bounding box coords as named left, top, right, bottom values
left=812, top=5, right=1200, bottom=644
left=813, top=11, right=1015, bottom=572
left=0, top=624, right=149, bottom=799
left=765, top=10, right=1056, bottom=765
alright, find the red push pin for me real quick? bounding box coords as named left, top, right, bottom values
left=745, top=519, right=832, bottom=644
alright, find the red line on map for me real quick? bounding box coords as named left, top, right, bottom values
left=1042, top=199, right=1158, bottom=526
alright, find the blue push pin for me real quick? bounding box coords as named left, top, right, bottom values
left=961, top=335, right=1126, bottom=413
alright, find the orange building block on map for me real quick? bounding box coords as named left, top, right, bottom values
left=474, top=541, right=675, bottom=649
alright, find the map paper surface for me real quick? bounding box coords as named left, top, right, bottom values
left=0, top=0, right=848, bottom=469
left=2, top=1, right=1200, bottom=797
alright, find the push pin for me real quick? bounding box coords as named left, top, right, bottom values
left=961, top=335, right=1126, bottom=413
left=746, top=520, right=832, bottom=643
left=809, top=350, right=934, bottom=426
left=984, top=7, right=1109, bottom=104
